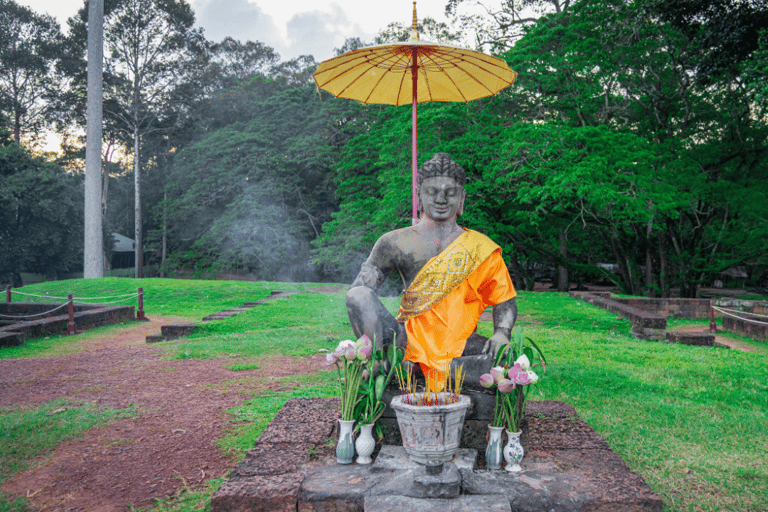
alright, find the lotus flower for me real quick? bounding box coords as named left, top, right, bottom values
left=344, top=345, right=357, bottom=360
left=526, top=371, right=539, bottom=384
left=512, top=370, right=532, bottom=386
left=490, top=366, right=505, bottom=383
left=479, top=373, right=495, bottom=388
left=335, top=339, right=355, bottom=355
left=507, top=363, right=522, bottom=382
left=514, top=354, right=531, bottom=371
left=497, top=378, right=515, bottom=394
left=356, top=335, right=373, bottom=360
left=325, top=353, right=337, bottom=365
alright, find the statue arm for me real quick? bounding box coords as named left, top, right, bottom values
left=482, top=297, right=518, bottom=356
left=350, top=236, right=397, bottom=291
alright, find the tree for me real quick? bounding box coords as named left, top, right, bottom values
left=95, top=0, right=205, bottom=278
left=84, top=0, right=105, bottom=278
left=445, top=0, right=571, bottom=52
left=0, top=0, right=65, bottom=145
left=315, top=0, right=768, bottom=295
left=163, top=86, right=369, bottom=280
left=0, top=143, right=83, bottom=287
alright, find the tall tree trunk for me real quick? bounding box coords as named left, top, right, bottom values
left=659, top=230, right=670, bottom=298
left=557, top=229, right=569, bottom=292
left=160, top=189, right=167, bottom=278
left=83, top=0, right=104, bottom=278
left=134, top=123, right=143, bottom=279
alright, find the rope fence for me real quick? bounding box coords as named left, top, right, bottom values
left=712, top=305, right=768, bottom=326
left=4, top=286, right=148, bottom=327
left=10, top=290, right=138, bottom=301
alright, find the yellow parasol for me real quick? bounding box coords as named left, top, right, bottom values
left=313, top=2, right=517, bottom=224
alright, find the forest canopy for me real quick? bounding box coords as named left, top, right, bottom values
left=1, top=0, right=766, bottom=296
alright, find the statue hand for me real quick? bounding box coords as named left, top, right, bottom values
left=482, top=332, right=509, bottom=358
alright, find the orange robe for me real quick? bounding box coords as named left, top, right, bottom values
left=396, top=230, right=516, bottom=390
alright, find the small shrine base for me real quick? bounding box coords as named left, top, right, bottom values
left=211, top=398, right=662, bottom=512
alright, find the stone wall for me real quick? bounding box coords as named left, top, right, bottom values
left=568, top=292, right=667, bottom=340
left=722, top=314, right=768, bottom=341
left=611, top=297, right=711, bottom=319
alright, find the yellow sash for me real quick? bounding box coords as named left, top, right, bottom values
left=396, top=229, right=499, bottom=322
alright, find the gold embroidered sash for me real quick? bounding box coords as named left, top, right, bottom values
left=396, top=229, right=499, bottom=322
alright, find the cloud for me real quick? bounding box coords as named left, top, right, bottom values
left=285, top=4, right=370, bottom=60
left=192, top=0, right=286, bottom=56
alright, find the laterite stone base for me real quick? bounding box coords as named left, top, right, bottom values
left=211, top=399, right=662, bottom=512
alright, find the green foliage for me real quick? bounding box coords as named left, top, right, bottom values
left=0, top=143, right=83, bottom=286
left=317, top=0, right=768, bottom=295
left=0, top=0, right=65, bottom=144
left=164, top=86, right=369, bottom=280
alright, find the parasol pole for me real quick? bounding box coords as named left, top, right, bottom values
left=411, top=2, right=419, bottom=225
left=412, top=51, right=418, bottom=225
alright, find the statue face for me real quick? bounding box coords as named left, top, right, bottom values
left=418, top=176, right=465, bottom=221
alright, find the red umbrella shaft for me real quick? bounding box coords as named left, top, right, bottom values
left=412, top=47, right=418, bottom=225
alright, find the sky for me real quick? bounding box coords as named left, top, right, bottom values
left=17, top=0, right=465, bottom=62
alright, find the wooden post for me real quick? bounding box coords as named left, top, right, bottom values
left=68, top=294, right=76, bottom=335
left=709, top=303, right=717, bottom=333
left=136, top=287, right=147, bottom=320
left=6, top=286, right=10, bottom=303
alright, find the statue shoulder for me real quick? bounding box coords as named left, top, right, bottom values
left=462, top=229, right=502, bottom=252
left=373, top=227, right=417, bottom=250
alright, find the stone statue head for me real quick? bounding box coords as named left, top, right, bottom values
left=416, top=153, right=466, bottom=187
left=416, top=153, right=466, bottom=219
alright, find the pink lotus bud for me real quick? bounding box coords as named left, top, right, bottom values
left=497, top=378, right=515, bottom=394
left=479, top=373, right=495, bottom=388
left=526, top=371, right=539, bottom=384
left=344, top=346, right=357, bottom=360
left=490, top=366, right=505, bottom=383
left=358, top=343, right=372, bottom=360
left=325, top=353, right=337, bottom=365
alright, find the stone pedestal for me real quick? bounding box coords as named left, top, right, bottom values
left=211, top=399, right=663, bottom=512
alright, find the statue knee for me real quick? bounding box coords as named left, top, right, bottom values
left=345, top=286, right=377, bottom=310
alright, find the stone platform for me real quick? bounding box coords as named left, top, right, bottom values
left=210, top=398, right=662, bottom=512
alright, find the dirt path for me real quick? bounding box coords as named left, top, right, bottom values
left=0, top=317, right=325, bottom=512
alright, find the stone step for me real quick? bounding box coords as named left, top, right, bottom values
left=364, top=494, right=511, bottom=512
left=666, top=331, right=715, bottom=346
left=0, top=332, right=24, bottom=347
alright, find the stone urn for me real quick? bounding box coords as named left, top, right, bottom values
left=390, top=394, right=471, bottom=464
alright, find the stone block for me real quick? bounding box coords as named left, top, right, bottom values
left=412, top=462, right=460, bottom=498
left=0, top=332, right=24, bottom=347
left=233, top=442, right=313, bottom=477
left=298, top=464, right=382, bottom=512
left=665, top=332, right=714, bottom=347
left=160, top=322, right=197, bottom=339
left=363, top=494, right=511, bottom=512
left=211, top=473, right=304, bottom=512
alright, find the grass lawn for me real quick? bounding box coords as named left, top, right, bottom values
left=2, top=278, right=767, bottom=512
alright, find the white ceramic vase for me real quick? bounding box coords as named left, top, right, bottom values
left=355, top=423, right=375, bottom=464
left=485, top=425, right=504, bottom=470
left=336, top=419, right=355, bottom=464
left=503, top=429, right=524, bottom=472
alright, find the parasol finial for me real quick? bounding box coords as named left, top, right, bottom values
left=410, top=1, right=419, bottom=41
